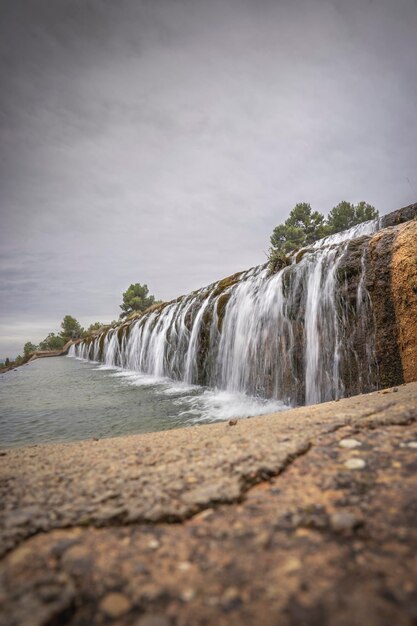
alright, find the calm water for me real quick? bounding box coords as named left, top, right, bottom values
left=0, top=356, right=287, bottom=448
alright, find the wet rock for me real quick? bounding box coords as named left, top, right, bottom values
left=228, top=419, right=238, bottom=426
left=380, top=202, right=417, bottom=228
left=368, top=227, right=404, bottom=388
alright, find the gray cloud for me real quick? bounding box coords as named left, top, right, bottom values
left=1, top=0, right=417, bottom=357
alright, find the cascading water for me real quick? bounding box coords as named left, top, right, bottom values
left=73, top=219, right=380, bottom=406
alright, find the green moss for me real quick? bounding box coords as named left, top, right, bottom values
left=98, top=332, right=107, bottom=358
left=336, top=264, right=360, bottom=282
left=294, top=248, right=312, bottom=264
left=117, top=325, right=125, bottom=343
left=216, top=292, right=231, bottom=332
left=281, top=266, right=293, bottom=298
left=212, top=272, right=243, bottom=297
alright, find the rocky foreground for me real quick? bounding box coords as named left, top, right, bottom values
left=1, top=383, right=417, bottom=626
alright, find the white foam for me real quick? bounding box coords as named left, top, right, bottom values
left=177, top=389, right=288, bottom=423
left=110, top=369, right=169, bottom=387
left=162, top=383, right=197, bottom=396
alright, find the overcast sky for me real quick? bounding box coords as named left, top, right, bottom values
left=1, top=0, right=416, bottom=358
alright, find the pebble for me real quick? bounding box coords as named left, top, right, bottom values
left=181, top=588, right=196, bottom=602
left=281, top=556, right=302, bottom=573
left=100, top=592, right=131, bottom=618
left=61, top=545, right=92, bottom=575
left=344, top=458, right=366, bottom=470
left=404, top=441, right=417, bottom=449
left=148, top=538, right=160, bottom=550
left=228, top=419, right=238, bottom=426
left=330, top=511, right=361, bottom=532
left=221, top=586, right=241, bottom=609
left=178, top=561, right=192, bottom=572
left=339, top=438, right=362, bottom=449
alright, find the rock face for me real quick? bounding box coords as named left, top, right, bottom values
left=365, top=205, right=417, bottom=388
left=390, top=219, right=417, bottom=382
left=367, top=227, right=404, bottom=388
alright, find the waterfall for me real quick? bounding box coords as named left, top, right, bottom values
left=72, top=219, right=381, bottom=406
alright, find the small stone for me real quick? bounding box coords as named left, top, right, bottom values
left=344, top=458, right=366, bottom=470
left=181, top=588, right=196, bottom=602
left=61, top=545, right=92, bottom=575
left=148, top=538, right=160, bottom=550
left=178, top=561, right=192, bottom=572
left=281, top=556, right=302, bottom=573
left=330, top=511, right=362, bottom=532
left=100, top=592, right=131, bottom=618
left=406, top=441, right=417, bottom=449
left=228, top=419, right=238, bottom=426
left=221, top=586, right=241, bottom=610
left=339, top=438, right=362, bottom=449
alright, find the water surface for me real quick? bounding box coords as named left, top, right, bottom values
left=0, top=356, right=287, bottom=448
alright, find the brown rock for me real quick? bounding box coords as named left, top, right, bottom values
left=330, top=511, right=362, bottom=532
left=99, top=592, right=131, bottom=617
left=390, top=220, right=417, bottom=383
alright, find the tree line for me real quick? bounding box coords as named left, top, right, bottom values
left=4, top=284, right=160, bottom=366
left=15, top=316, right=103, bottom=363
left=269, top=200, right=378, bottom=263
